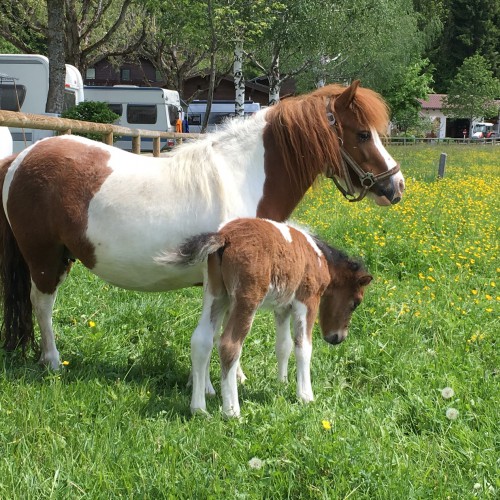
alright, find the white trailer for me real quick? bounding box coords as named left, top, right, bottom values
left=0, top=54, right=84, bottom=152
left=187, top=100, right=261, bottom=133
left=84, top=85, right=182, bottom=151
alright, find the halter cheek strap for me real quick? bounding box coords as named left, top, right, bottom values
left=325, top=101, right=400, bottom=202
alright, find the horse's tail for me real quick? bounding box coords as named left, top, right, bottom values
left=156, top=232, right=227, bottom=267
left=0, top=154, right=35, bottom=353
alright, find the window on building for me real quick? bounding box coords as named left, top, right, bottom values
left=121, top=69, right=131, bottom=81
left=86, top=68, right=96, bottom=80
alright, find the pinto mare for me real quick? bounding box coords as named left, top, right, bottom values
left=0, top=80, right=402, bottom=369
left=161, top=218, right=372, bottom=417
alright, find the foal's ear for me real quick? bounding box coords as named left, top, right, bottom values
left=335, top=80, right=360, bottom=111
left=358, top=274, right=373, bottom=287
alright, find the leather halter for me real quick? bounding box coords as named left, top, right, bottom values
left=325, top=102, right=400, bottom=202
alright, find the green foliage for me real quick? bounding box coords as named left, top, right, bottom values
left=386, top=59, right=434, bottom=133
left=61, top=101, right=119, bottom=142
left=424, top=0, right=500, bottom=92
left=0, top=146, right=498, bottom=497
left=443, top=53, right=500, bottom=127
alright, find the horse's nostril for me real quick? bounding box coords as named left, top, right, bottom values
left=391, top=196, right=401, bottom=205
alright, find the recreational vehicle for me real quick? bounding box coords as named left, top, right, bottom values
left=84, top=85, right=182, bottom=151
left=187, top=100, right=261, bottom=133
left=0, top=54, right=84, bottom=152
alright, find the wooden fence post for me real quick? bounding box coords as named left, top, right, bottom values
left=132, top=136, right=141, bottom=155
left=438, top=153, right=447, bottom=179
left=153, top=137, right=161, bottom=157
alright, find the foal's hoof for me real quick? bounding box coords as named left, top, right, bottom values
left=205, top=382, right=216, bottom=396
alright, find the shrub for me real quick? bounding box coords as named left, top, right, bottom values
left=61, top=101, right=119, bottom=142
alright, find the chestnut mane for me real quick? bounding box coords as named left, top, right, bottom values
left=265, top=84, right=390, bottom=189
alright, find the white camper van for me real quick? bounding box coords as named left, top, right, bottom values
left=187, top=100, right=261, bottom=133
left=0, top=54, right=84, bottom=152
left=84, top=85, right=182, bottom=151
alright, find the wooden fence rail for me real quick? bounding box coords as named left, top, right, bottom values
left=0, top=109, right=200, bottom=157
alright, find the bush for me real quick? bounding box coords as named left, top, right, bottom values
left=61, top=101, right=119, bottom=142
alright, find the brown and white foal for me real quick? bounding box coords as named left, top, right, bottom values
left=161, top=218, right=372, bottom=417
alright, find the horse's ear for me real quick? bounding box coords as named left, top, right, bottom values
left=335, top=80, right=360, bottom=111
left=358, top=274, right=373, bottom=287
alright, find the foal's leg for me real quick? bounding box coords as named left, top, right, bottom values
left=274, top=307, right=292, bottom=382
left=190, top=289, right=227, bottom=414
left=292, top=299, right=319, bottom=403
left=219, top=300, right=258, bottom=417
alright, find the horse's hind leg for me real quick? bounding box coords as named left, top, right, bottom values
left=27, top=246, right=72, bottom=370
left=31, top=282, right=61, bottom=369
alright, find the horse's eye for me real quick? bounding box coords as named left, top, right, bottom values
left=351, top=299, right=361, bottom=312
left=358, top=131, right=371, bottom=142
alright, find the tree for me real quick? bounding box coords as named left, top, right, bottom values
left=45, top=0, right=66, bottom=114
left=0, top=1, right=148, bottom=75
left=426, top=0, right=500, bottom=92
left=385, top=59, right=434, bottom=133
left=443, top=53, right=500, bottom=136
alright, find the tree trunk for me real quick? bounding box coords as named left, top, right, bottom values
left=46, top=0, right=66, bottom=114
left=234, top=40, right=245, bottom=118
left=268, top=55, right=281, bottom=106
left=201, top=0, right=217, bottom=133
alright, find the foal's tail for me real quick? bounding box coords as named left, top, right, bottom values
left=156, top=232, right=227, bottom=267
left=0, top=155, right=35, bottom=353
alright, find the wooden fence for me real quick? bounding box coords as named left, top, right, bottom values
left=0, top=109, right=200, bottom=157
left=385, top=136, right=498, bottom=146
left=1, top=110, right=498, bottom=153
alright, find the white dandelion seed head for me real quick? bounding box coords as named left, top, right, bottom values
left=441, top=387, right=455, bottom=399
left=248, top=457, right=263, bottom=470
left=446, top=408, right=459, bottom=420
left=473, top=483, right=481, bottom=490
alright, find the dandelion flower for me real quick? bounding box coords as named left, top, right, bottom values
left=446, top=408, right=459, bottom=420
left=248, top=457, right=263, bottom=470
left=441, top=387, right=454, bottom=399
left=88, top=320, right=96, bottom=328
left=321, top=420, right=332, bottom=430
left=62, top=360, right=70, bottom=366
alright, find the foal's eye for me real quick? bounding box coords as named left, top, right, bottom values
left=358, top=131, right=371, bottom=142
left=351, top=299, right=361, bottom=312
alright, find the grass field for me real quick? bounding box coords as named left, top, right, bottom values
left=0, top=145, right=498, bottom=498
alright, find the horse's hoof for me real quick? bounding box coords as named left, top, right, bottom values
left=191, top=407, right=211, bottom=418
left=205, top=384, right=216, bottom=396
left=38, top=353, right=61, bottom=371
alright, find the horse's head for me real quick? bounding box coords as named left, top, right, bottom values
left=318, top=250, right=372, bottom=345
left=325, top=81, right=405, bottom=205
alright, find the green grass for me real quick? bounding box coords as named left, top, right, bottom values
left=1, top=144, right=498, bottom=498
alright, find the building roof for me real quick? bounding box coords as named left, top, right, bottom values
left=419, top=94, right=446, bottom=109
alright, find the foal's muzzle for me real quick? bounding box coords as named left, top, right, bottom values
left=324, top=330, right=348, bottom=345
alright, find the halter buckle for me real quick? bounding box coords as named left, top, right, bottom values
left=360, top=172, right=376, bottom=188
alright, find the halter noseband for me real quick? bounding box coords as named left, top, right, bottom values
left=325, top=102, right=400, bottom=202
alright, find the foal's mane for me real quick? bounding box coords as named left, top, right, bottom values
left=265, top=84, right=390, bottom=189
left=313, top=237, right=367, bottom=283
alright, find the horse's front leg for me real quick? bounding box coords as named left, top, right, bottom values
left=31, top=281, right=61, bottom=370
left=274, top=306, right=292, bottom=382
left=292, top=299, right=319, bottom=403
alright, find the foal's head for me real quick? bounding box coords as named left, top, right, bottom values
left=316, top=243, right=372, bottom=345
